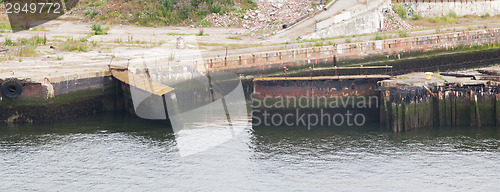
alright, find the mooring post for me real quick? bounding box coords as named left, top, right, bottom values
left=334, top=55, right=337, bottom=67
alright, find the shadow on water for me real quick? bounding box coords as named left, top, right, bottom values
left=0, top=113, right=175, bottom=148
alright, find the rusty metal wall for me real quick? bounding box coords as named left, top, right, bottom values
left=206, top=28, right=500, bottom=71
left=254, top=78, right=385, bottom=98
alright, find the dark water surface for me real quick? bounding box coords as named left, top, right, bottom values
left=1, top=114, right=499, bottom=191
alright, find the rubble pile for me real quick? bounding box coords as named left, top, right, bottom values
left=203, top=0, right=321, bottom=33
left=381, top=9, right=417, bottom=32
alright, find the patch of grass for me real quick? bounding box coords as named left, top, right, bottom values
left=314, top=41, right=324, bottom=46
left=398, top=30, right=409, bottom=38
left=481, top=13, right=490, bottom=19
left=345, top=38, right=351, bottom=43
left=463, top=14, right=480, bottom=19
left=197, top=28, right=207, bottom=36
left=3, top=35, right=47, bottom=47
left=166, top=32, right=194, bottom=36
left=91, top=23, right=109, bottom=35
left=0, top=22, right=12, bottom=32
left=3, top=37, right=15, bottom=46
left=198, top=20, right=212, bottom=27
left=428, top=11, right=458, bottom=25
left=16, top=45, right=37, bottom=57
left=227, top=36, right=242, bottom=40
left=61, top=38, right=90, bottom=52
left=375, top=33, right=384, bottom=40
left=412, top=14, right=421, bottom=20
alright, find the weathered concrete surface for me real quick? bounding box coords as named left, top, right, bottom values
left=0, top=73, right=119, bottom=124
left=303, top=0, right=390, bottom=40
left=271, top=0, right=377, bottom=41
left=394, top=0, right=500, bottom=17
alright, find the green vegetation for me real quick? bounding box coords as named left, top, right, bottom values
left=412, top=14, right=421, bottom=20
left=375, top=33, right=384, bottom=40
left=0, top=22, right=12, bottom=32
left=166, top=32, right=194, bottom=36
left=60, top=37, right=94, bottom=52
left=428, top=11, right=458, bottom=25
left=197, top=20, right=212, bottom=27
left=197, top=28, right=206, bottom=36
left=166, top=31, right=209, bottom=36
left=91, top=23, right=109, bottom=35
left=227, top=36, right=242, bottom=40
left=3, top=35, right=47, bottom=47
left=345, top=38, right=351, bottom=43
left=481, top=13, right=491, bottom=19
left=398, top=30, right=409, bottom=38
left=392, top=3, right=408, bottom=20
left=77, top=0, right=256, bottom=27
left=16, top=45, right=37, bottom=57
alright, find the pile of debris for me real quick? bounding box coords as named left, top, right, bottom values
left=202, top=0, right=322, bottom=34
left=381, top=9, right=417, bottom=32
left=202, top=12, right=242, bottom=28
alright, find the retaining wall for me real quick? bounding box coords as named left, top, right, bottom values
left=393, top=0, right=500, bottom=17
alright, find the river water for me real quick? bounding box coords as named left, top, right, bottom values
left=1, top=114, right=499, bottom=191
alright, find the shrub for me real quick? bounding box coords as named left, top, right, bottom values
left=448, top=11, right=458, bottom=19
left=392, top=3, right=408, bottom=20
left=412, top=14, right=421, bottom=20
left=91, top=23, right=109, bottom=35
left=197, top=28, right=205, bottom=36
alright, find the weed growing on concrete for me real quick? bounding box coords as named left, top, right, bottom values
left=398, top=30, right=409, bottom=38
left=91, top=23, right=109, bottom=35
left=61, top=38, right=89, bottom=52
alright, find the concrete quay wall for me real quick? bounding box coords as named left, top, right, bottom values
left=0, top=72, right=120, bottom=124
